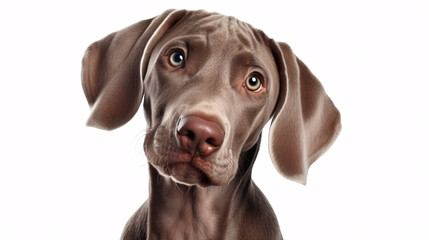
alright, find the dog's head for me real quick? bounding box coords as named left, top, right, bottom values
left=82, top=10, right=341, bottom=187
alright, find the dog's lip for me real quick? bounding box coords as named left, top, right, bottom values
left=172, top=156, right=213, bottom=175
left=156, top=154, right=214, bottom=186
left=166, top=152, right=213, bottom=172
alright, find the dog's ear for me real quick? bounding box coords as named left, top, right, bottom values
left=268, top=42, right=341, bottom=184
left=81, top=9, right=186, bottom=130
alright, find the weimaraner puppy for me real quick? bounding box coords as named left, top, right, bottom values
left=82, top=9, right=341, bottom=240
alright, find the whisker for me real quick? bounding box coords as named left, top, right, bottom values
left=175, top=182, right=185, bottom=193
left=135, top=161, right=149, bottom=169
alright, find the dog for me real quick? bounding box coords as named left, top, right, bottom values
left=82, top=9, right=341, bottom=240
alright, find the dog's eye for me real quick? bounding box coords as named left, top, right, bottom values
left=169, top=51, right=185, bottom=68
left=244, top=74, right=263, bottom=92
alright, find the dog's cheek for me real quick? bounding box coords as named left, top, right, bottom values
left=235, top=102, right=268, bottom=151
left=143, top=95, right=153, bottom=127
left=211, top=161, right=238, bottom=186
left=144, top=125, right=177, bottom=167
left=143, top=128, right=157, bottom=163
left=143, top=71, right=159, bottom=126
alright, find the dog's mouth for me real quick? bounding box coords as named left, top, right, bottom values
left=167, top=162, right=211, bottom=187
left=151, top=154, right=214, bottom=187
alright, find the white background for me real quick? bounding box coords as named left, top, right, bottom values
left=1, top=0, right=428, bottom=239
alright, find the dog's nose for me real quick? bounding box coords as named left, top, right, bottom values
left=177, top=115, right=224, bottom=156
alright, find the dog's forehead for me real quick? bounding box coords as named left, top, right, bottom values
left=171, top=11, right=268, bottom=50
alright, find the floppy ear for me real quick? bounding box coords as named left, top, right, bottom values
left=269, top=42, right=341, bottom=185
left=81, top=9, right=186, bottom=130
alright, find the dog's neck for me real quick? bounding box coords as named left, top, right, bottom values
left=146, top=139, right=260, bottom=240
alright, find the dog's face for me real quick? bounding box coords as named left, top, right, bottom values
left=142, top=16, right=280, bottom=186
left=82, top=10, right=341, bottom=186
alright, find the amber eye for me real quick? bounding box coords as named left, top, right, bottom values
left=244, top=74, right=263, bottom=92
left=169, top=51, right=185, bottom=68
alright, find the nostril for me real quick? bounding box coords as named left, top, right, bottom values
left=177, top=120, right=195, bottom=139
left=206, top=137, right=220, bottom=147
left=206, top=138, right=215, bottom=146
left=186, top=131, right=195, bottom=140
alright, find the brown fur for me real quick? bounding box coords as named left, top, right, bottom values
left=82, top=9, right=341, bottom=240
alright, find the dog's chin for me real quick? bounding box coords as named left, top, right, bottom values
left=167, top=163, right=211, bottom=187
